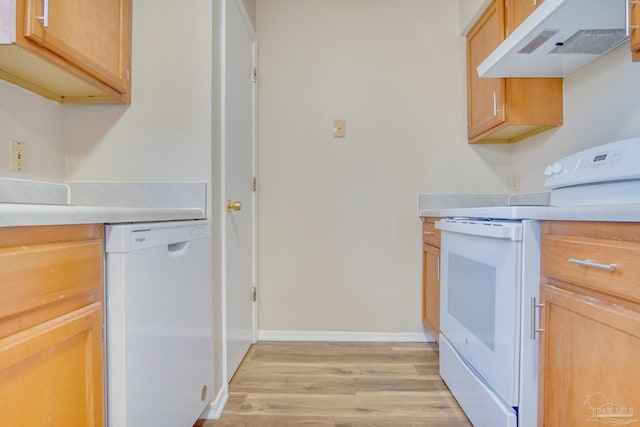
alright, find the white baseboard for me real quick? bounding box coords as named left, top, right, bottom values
left=199, top=385, right=228, bottom=420
left=258, top=330, right=435, bottom=343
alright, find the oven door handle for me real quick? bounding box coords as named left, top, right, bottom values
left=435, top=220, right=522, bottom=241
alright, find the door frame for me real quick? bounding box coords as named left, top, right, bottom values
left=220, top=0, right=257, bottom=385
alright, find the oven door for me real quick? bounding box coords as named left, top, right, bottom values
left=437, top=219, right=522, bottom=406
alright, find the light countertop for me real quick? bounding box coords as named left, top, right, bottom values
left=0, top=204, right=205, bottom=227
left=418, top=192, right=640, bottom=222
left=0, top=179, right=206, bottom=227
left=417, top=192, right=550, bottom=217
left=439, top=204, right=640, bottom=222
left=417, top=193, right=509, bottom=217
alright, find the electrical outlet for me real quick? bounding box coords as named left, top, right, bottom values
left=511, top=172, right=520, bottom=191
left=10, top=140, right=27, bottom=172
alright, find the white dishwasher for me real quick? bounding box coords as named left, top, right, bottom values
left=105, top=220, right=212, bottom=427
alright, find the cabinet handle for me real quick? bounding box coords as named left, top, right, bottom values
left=437, top=257, right=440, bottom=283
left=493, top=91, right=502, bottom=116
left=628, top=0, right=637, bottom=36
left=36, top=0, right=49, bottom=27
left=423, top=231, right=435, bottom=236
left=531, top=297, right=544, bottom=339
left=568, top=258, right=617, bottom=271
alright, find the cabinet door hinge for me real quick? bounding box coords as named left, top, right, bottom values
left=251, top=68, right=257, bottom=83
left=251, top=176, right=257, bottom=192
left=251, top=287, right=257, bottom=302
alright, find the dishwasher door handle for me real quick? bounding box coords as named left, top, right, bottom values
left=167, top=241, right=190, bottom=257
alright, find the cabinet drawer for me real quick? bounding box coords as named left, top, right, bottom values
left=541, top=222, right=640, bottom=304
left=422, top=219, right=441, bottom=247
left=0, top=225, right=103, bottom=336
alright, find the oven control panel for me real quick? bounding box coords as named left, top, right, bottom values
left=544, top=137, right=640, bottom=189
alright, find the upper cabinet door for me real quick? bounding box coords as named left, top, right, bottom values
left=23, top=0, right=130, bottom=96
left=0, top=0, right=131, bottom=103
left=467, top=0, right=506, bottom=139
left=506, top=0, right=544, bottom=36
left=466, top=0, right=562, bottom=143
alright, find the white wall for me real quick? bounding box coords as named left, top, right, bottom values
left=459, top=0, right=491, bottom=35
left=256, top=0, right=510, bottom=334
left=511, top=45, right=640, bottom=192
left=64, top=1, right=212, bottom=183
left=241, top=0, right=256, bottom=29
left=0, top=80, right=65, bottom=181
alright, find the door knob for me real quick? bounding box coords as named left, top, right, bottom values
left=226, top=200, right=242, bottom=212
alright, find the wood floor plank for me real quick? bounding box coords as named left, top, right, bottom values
left=197, top=341, right=470, bottom=426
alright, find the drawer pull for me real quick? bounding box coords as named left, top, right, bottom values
left=568, top=258, right=616, bottom=271
left=423, top=231, right=435, bottom=236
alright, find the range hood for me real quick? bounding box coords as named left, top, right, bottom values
left=477, top=0, right=630, bottom=78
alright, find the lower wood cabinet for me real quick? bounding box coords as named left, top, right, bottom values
left=539, top=221, right=640, bottom=426
left=421, top=218, right=441, bottom=341
left=0, top=224, right=105, bottom=427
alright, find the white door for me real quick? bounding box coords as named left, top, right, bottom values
left=223, top=0, right=256, bottom=380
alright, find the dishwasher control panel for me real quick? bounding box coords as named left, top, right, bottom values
left=105, top=220, right=210, bottom=252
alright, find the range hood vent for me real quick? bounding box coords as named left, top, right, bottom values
left=478, top=0, right=630, bottom=78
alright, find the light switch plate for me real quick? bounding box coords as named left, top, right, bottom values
left=333, top=119, right=346, bottom=138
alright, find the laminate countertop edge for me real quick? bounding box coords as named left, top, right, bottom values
left=0, top=179, right=207, bottom=226
left=0, top=204, right=205, bottom=227
left=437, top=204, right=640, bottom=223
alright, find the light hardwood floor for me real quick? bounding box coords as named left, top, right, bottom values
left=196, top=341, right=471, bottom=426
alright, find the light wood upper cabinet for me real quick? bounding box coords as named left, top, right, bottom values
left=467, top=0, right=505, bottom=139
left=467, top=0, right=563, bottom=144
left=0, top=0, right=132, bottom=104
left=631, top=0, right=640, bottom=62
left=0, top=225, right=105, bottom=427
left=506, top=0, right=544, bottom=36
left=538, top=221, right=640, bottom=426
left=421, top=218, right=441, bottom=341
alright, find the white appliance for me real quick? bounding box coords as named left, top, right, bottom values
left=105, top=220, right=212, bottom=427
left=545, top=137, right=640, bottom=205
left=437, top=219, right=539, bottom=427
left=436, top=137, right=640, bottom=427
left=478, top=0, right=629, bottom=78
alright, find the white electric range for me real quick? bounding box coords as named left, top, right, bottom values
left=435, top=137, right=640, bottom=427
left=442, top=137, right=640, bottom=220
